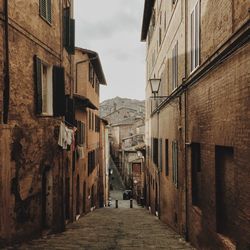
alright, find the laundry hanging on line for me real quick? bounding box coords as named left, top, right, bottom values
left=58, top=122, right=76, bottom=150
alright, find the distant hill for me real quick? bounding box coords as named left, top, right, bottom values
left=100, top=97, right=145, bottom=119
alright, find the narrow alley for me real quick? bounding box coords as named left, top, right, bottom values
left=5, top=161, right=194, bottom=250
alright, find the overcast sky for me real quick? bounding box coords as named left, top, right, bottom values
left=74, top=0, right=146, bottom=102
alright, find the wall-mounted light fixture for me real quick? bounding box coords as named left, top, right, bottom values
left=149, top=78, right=168, bottom=99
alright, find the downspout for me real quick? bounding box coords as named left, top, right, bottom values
left=75, top=56, right=97, bottom=94
left=157, top=110, right=161, bottom=219
left=184, top=0, right=189, bottom=241
left=3, top=0, right=9, bottom=124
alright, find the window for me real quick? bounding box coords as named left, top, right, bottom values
left=159, top=27, right=162, bottom=46
left=165, top=139, right=169, bottom=176
left=41, top=63, right=53, bottom=115
left=76, top=121, right=85, bottom=146
left=95, top=115, right=100, bottom=132
left=191, top=1, right=200, bottom=71
left=34, top=56, right=65, bottom=116
left=172, top=41, right=178, bottom=90
left=88, top=150, right=96, bottom=175
left=172, top=141, right=178, bottom=187
left=164, top=11, right=166, bottom=32
left=89, top=63, right=94, bottom=86
left=153, top=138, right=158, bottom=167
left=159, top=139, right=162, bottom=171
left=191, top=143, right=201, bottom=207
left=63, top=7, right=75, bottom=54
left=39, top=0, right=52, bottom=23
left=92, top=112, right=94, bottom=131
left=88, top=110, right=91, bottom=129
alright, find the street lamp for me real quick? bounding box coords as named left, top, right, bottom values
left=149, top=78, right=161, bottom=98
left=149, top=78, right=168, bottom=99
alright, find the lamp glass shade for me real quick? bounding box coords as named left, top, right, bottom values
left=149, top=78, right=161, bottom=94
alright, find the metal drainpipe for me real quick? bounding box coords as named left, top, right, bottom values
left=157, top=110, right=160, bottom=218
left=184, top=0, right=189, bottom=241
left=3, top=0, right=10, bottom=124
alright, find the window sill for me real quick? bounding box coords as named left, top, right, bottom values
left=190, top=65, right=199, bottom=75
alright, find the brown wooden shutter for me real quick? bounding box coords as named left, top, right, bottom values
left=63, top=8, right=70, bottom=47
left=34, top=55, right=42, bottom=115
left=53, top=66, right=65, bottom=116
left=68, top=19, right=75, bottom=54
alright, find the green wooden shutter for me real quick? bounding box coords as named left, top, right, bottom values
left=34, top=55, right=42, bottom=115
left=53, top=66, right=65, bottom=116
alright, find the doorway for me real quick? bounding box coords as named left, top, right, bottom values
left=41, top=166, right=53, bottom=229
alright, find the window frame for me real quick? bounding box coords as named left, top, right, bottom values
left=172, top=41, right=178, bottom=91
left=41, top=62, right=53, bottom=116
left=191, top=1, right=200, bottom=72
left=39, top=0, right=52, bottom=24
left=172, top=140, right=178, bottom=187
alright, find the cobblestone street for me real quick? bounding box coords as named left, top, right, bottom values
left=3, top=159, right=195, bottom=250
left=8, top=207, right=194, bottom=250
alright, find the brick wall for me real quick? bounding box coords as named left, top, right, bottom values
left=187, top=43, right=250, bottom=249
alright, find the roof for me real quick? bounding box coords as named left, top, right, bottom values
left=73, top=94, right=98, bottom=110
left=75, top=47, right=107, bottom=85
left=141, top=0, right=155, bottom=41
left=100, top=118, right=109, bottom=125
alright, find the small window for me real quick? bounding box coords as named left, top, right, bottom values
left=34, top=56, right=65, bottom=117
left=39, top=0, right=52, bottom=23
left=76, top=121, right=85, bottom=146
left=159, top=138, right=162, bottom=171
left=165, top=139, right=169, bottom=176
left=172, top=141, right=178, bottom=187
left=159, top=27, right=162, bottom=46
left=172, top=41, right=178, bottom=91
left=153, top=138, right=159, bottom=167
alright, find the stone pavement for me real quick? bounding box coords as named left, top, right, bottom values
left=7, top=207, right=195, bottom=250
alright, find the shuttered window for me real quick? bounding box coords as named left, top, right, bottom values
left=65, top=96, right=75, bottom=125
left=153, top=138, right=158, bottom=167
left=34, top=56, right=65, bottom=117
left=53, top=66, right=65, bottom=116
left=76, top=121, right=85, bottom=146
left=172, top=41, right=178, bottom=91
left=39, top=0, right=52, bottom=23
left=191, top=1, right=200, bottom=71
left=172, top=141, right=178, bottom=187
left=63, top=7, right=75, bottom=54
left=165, top=139, right=169, bottom=176
left=88, top=150, right=96, bottom=176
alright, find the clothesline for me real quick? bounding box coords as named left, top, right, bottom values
left=53, top=117, right=76, bottom=128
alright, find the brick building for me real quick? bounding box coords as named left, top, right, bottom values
left=0, top=0, right=75, bottom=244
left=141, top=0, right=250, bottom=249
left=0, top=1, right=109, bottom=246
left=73, top=47, right=107, bottom=215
